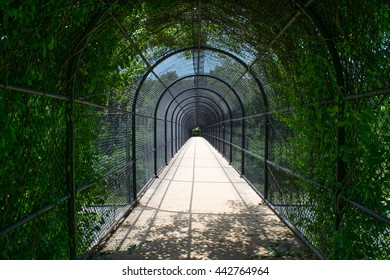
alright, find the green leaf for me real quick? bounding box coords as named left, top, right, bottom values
left=48, top=36, right=55, bottom=50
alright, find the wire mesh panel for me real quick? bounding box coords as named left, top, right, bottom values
left=234, top=73, right=266, bottom=116
left=73, top=104, right=133, bottom=256
left=244, top=115, right=265, bottom=155
left=223, top=121, right=232, bottom=161
left=215, top=123, right=224, bottom=153
left=135, top=115, right=154, bottom=192
left=242, top=115, right=266, bottom=193
left=166, top=121, right=173, bottom=161
left=230, top=119, right=243, bottom=171
left=156, top=118, right=166, bottom=171
left=268, top=112, right=297, bottom=170
left=244, top=153, right=264, bottom=194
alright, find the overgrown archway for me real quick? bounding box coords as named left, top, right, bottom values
left=0, top=0, right=389, bottom=260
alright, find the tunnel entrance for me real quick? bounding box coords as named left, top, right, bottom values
left=0, top=0, right=388, bottom=260
left=192, top=127, right=202, bottom=137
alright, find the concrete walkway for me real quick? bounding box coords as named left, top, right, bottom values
left=94, top=137, right=316, bottom=260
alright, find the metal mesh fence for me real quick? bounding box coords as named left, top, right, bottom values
left=204, top=89, right=389, bottom=259
left=135, top=115, right=154, bottom=191
left=1, top=0, right=388, bottom=260
left=74, top=104, right=133, bottom=255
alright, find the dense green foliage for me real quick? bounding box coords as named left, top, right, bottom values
left=261, top=1, right=389, bottom=259
left=0, top=1, right=127, bottom=259
left=1, top=0, right=389, bottom=259
left=192, top=127, right=202, bottom=136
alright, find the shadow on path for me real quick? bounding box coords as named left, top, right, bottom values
left=91, top=138, right=317, bottom=260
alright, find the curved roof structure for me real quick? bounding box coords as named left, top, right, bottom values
left=0, top=0, right=389, bottom=260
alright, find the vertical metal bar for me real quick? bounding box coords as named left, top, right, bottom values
left=217, top=124, right=219, bottom=151
left=229, top=120, right=233, bottom=163
left=183, top=125, right=185, bottom=145
left=264, top=114, right=270, bottom=199
left=171, top=121, right=174, bottom=157
left=179, top=125, right=181, bottom=149
left=176, top=123, right=178, bottom=152
left=213, top=125, right=215, bottom=146
left=241, top=118, right=245, bottom=175
left=294, top=1, right=346, bottom=231
left=175, top=110, right=181, bottom=152
left=215, top=125, right=218, bottom=149
left=63, top=12, right=109, bottom=260
left=179, top=123, right=182, bottom=148
left=182, top=126, right=184, bottom=145
left=219, top=124, right=222, bottom=152
left=178, top=123, right=180, bottom=151
left=126, top=117, right=132, bottom=204
left=164, top=118, right=168, bottom=165
left=222, top=123, right=226, bottom=156
left=218, top=124, right=221, bottom=151
left=154, top=117, right=158, bottom=177
left=132, top=113, right=137, bottom=201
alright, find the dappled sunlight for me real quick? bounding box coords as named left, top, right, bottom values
left=93, top=138, right=315, bottom=260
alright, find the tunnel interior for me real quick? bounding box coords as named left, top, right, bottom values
left=0, top=0, right=389, bottom=259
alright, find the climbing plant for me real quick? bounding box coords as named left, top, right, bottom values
left=1, top=0, right=388, bottom=260
left=261, top=0, right=389, bottom=259
left=0, top=0, right=134, bottom=259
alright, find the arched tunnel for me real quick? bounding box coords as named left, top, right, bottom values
left=0, top=0, right=389, bottom=260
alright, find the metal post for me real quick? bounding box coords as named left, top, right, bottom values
left=171, top=120, right=174, bottom=158
left=164, top=119, right=168, bottom=165
left=294, top=1, right=346, bottom=231
left=222, top=123, right=226, bottom=156
left=63, top=12, right=109, bottom=260
left=179, top=125, right=182, bottom=148
left=154, top=117, right=158, bottom=177
left=132, top=114, right=137, bottom=200
left=178, top=123, right=180, bottom=151
left=241, top=118, right=245, bottom=175
left=213, top=125, right=216, bottom=147
left=176, top=123, right=179, bottom=152
left=219, top=124, right=222, bottom=152
left=126, top=118, right=132, bottom=204
left=264, top=114, right=270, bottom=199
left=229, top=120, right=233, bottom=163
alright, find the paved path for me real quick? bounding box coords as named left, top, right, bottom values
left=93, top=137, right=316, bottom=260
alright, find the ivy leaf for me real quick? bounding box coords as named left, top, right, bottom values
left=48, top=36, right=55, bottom=50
